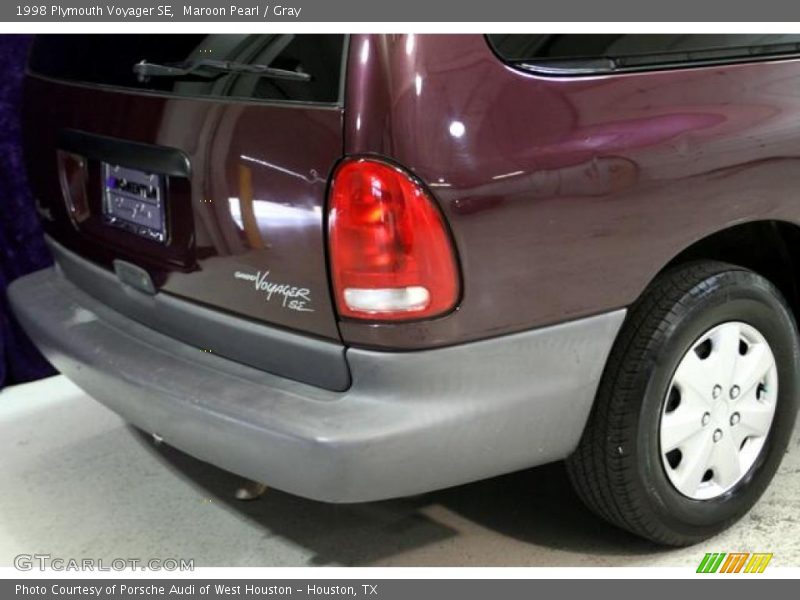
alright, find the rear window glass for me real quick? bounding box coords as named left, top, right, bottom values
left=29, top=34, right=346, bottom=104
left=487, top=34, right=800, bottom=74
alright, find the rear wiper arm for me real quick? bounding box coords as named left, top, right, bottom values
left=133, top=59, right=311, bottom=83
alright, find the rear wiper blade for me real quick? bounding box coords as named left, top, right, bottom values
left=133, top=59, right=311, bottom=83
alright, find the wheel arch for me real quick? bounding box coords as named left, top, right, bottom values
left=655, top=220, right=800, bottom=321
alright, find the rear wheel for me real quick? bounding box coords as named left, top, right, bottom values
left=567, top=261, right=800, bottom=545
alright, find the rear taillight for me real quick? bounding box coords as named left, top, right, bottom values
left=328, top=158, right=459, bottom=321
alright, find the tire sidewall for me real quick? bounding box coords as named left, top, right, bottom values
left=634, top=270, right=800, bottom=539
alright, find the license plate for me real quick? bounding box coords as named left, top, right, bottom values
left=102, top=163, right=166, bottom=243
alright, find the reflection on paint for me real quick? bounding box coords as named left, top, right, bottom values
left=449, top=121, right=465, bottom=138
left=240, top=154, right=320, bottom=183
left=405, top=34, right=415, bottom=56
left=360, top=38, right=370, bottom=64
left=237, top=164, right=264, bottom=249
left=228, top=198, right=321, bottom=231
left=492, top=170, right=525, bottom=180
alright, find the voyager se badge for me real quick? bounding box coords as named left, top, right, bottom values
left=234, top=270, right=313, bottom=312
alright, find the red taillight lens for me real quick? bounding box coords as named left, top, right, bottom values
left=328, top=158, right=459, bottom=321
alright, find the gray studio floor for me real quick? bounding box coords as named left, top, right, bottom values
left=1, top=374, right=799, bottom=568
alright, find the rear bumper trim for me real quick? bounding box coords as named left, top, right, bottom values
left=46, top=236, right=350, bottom=391
left=9, top=266, right=625, bottom=502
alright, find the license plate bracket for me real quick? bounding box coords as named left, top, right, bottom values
left=101, top=163, right=167, bottom=243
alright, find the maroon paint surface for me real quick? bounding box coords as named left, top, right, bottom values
left=24, top=35, right=800, bottom=350
left=24, top=77, right=343, bottom=340
left=342, top=34, right=800, bottom=348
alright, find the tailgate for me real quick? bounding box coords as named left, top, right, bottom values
left=23, top=34, right=346, bottom=342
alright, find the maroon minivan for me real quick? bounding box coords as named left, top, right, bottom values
left=11, top=34, right=800, bottom=546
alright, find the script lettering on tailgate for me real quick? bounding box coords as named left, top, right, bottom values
left=234, top=270, right=314, bottom=312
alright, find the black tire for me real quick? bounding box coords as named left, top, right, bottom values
left=566, top=260, right=800, bottom=546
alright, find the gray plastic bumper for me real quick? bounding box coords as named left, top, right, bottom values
left=9, top=266, right=625, bottom=502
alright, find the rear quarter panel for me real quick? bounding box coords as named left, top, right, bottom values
left=343, top=33, right=800, bottom=349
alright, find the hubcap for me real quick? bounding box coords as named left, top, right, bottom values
left=659, top=321, right=778, bottom=500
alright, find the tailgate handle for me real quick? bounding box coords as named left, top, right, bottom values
left=59, top=130, right=191, bottom=178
